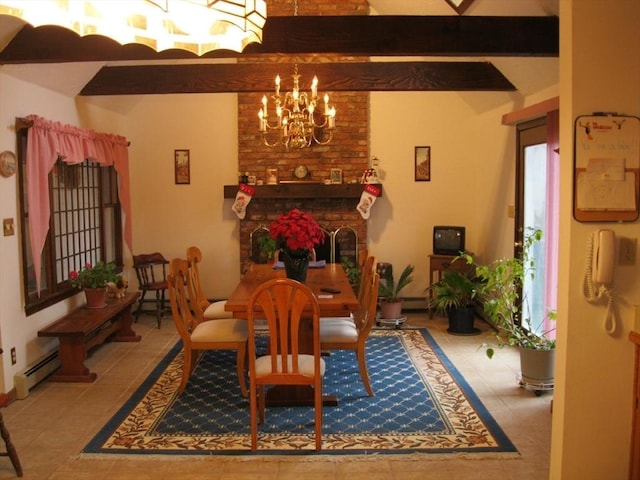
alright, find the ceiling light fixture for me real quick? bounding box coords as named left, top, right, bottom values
left=257, top=0, right=335, bottom=149
left=0, top=0, right=267, bottom=55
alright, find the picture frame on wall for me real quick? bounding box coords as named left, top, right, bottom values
left=330, top=168, right=343, bottom=184
left=174, top=149, right=190, bottom=184
left=415, top=146, right=431, bottom=182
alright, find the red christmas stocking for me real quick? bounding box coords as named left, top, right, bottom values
left=232, top=184, right=255, bottom=219
left=356, top=184, right=381, bottom=219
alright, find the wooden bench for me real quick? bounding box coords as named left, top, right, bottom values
left=38, top=291, right=141, bottom=382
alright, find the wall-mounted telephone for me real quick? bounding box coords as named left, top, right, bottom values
left=583, top=229, right=617, bottom=333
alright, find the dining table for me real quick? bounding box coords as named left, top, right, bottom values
left=225, top=262, right=359, bottom=407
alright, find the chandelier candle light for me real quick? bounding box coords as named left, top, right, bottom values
left=258, top=64, right=336, bottom=149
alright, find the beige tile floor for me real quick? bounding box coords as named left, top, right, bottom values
left=0, top=311, right=552, bottom=479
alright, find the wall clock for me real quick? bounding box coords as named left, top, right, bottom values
left=294, top=165, right=309, bottom=179
left=0, top=151, right=17, bottom=178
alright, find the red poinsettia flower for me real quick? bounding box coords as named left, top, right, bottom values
left=269, top=209, right=325, bottom=252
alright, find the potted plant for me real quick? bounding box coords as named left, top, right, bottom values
left=69, top=261, right=121, bottom=308
left=426, top=265, right=481, bottom=335
left=269, top=209, right=325, bottom=282
left=340, top=256, right=361, bottom=295
left=377, top=263, right=415, bottom=319
left=257, top=235, right=277, bottom=264
left=467, top=228, right=556, bottom=390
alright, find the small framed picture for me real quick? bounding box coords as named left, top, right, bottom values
left=415, top=146, right=431, bottom=182
left=266, top=168, right=278, bottom=185
left=247, top=175, right=257, bottom=185
left=330, top=168, right=343, bottom=184
left=174, top=149, right=190, bottom=184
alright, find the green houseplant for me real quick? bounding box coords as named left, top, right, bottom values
left=465, top=228, right=556, bottom=389
left=427, top=265, right=481, bottom=335
left=378, top=263, right=415, bottom=319
left=257, top=235, right=277, bottom=263
left=69, top=261, right=121, bottom=309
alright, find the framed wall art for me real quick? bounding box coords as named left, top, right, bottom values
left=415, top=146, right=431, bottom=181
left=174, top=149, right=190, bottom=184
left=330, top=168, right=343, bottom=184
left=266, top=167, right=278, bottom=185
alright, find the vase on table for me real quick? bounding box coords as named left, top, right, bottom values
left=281, top=248, right=310, bottom=283
left=84, top=287, right=107, bottom=309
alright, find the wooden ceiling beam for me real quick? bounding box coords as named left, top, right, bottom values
left=0, top=16, right=558, bottom=64
left=79, top=61, right=516, bottom=96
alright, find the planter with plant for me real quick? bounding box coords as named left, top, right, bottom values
left=69, top=261, right=121, bottom=308
left=426, top=264, right=482, bottom=335
left=257, top=235, right=277, bottom=264
left=377, top=263, right=414, bottom=319
left=465, top=228, right=556, bottom=391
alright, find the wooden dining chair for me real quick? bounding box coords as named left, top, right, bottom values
left=133, top=252, right=170, bottom=328
left=186, top=246, right=232, bottom=319
left=167, top=258, right=248, bottom=397
left=320, top=266, right=380, bottom=397
left=247, top=278, right=324, bottom=451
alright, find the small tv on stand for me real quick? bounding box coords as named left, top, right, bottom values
left=433, top=226, right=465, bottom=255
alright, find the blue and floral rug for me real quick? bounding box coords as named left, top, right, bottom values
left=83, top=329, right=517, bottom=455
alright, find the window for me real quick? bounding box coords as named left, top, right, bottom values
left=17, top=129, right=123, bottom=315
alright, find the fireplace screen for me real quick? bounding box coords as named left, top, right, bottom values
left=250, top=225, right=358, bottom=266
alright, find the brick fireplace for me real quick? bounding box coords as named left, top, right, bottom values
left=232, top=0, right=371, bottom=269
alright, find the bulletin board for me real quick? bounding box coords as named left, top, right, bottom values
left=573, top=114, right=640, bottom=222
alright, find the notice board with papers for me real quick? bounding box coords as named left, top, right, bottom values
left=573, top=114, right=640, bottom=222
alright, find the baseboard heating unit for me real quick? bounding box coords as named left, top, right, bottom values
left=14, top=351, right=60, bottom=399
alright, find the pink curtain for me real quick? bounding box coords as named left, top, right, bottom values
left=544, top=109, right=560, bottom=338
left=25, top=115, right=133, bottom=294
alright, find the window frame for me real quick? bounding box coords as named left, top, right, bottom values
left=17, top=127, right=123, bottom=315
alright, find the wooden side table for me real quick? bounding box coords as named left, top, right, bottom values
left=427, top=254, right=473, bottom=318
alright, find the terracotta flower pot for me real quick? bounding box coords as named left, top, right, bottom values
left=84, top=287, right=107, bottom=309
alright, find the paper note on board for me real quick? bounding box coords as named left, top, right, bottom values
left=576, top=171, right=637, bottom=210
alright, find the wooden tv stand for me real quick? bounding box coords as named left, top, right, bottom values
left=38, top=292, right=141, bottom=382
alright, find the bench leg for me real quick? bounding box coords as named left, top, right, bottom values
left=50, top=337, right=96, bottom=382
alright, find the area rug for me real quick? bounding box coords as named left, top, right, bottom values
left=83, top=329, right=518, bottom=456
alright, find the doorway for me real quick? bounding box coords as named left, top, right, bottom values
left=515, top=112, right=559, bottom=337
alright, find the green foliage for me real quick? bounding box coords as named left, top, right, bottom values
left=340, top=257, right=361, bottom=287
left=257, top=235, right=277, bottom=261
left=378, top=264, right=415, bottom=302
left=470, top=228, right=556, bottom=357
left=69, top=261, right=120, bottom=289
left=426, top=265, right=481, bottom=315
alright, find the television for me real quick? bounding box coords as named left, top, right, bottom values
left=433, top=226, right=466, bottom=255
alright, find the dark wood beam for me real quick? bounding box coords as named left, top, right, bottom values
left=79, top=61, right=515, bottom=96
left=0, top=16, right=558, bottom=64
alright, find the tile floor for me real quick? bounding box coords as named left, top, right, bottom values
left=0, top=311, right=552, bottom=479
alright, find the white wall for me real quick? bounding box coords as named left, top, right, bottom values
left=369, top=86, right=558, bottom=298
left=123, top=93, right=242, bottom=298
left=550, top=1, right=640, bottom=478
left=0, top=72, right=128, bottom=391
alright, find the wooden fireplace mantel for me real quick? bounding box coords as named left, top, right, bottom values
left=223, top=183, right=382, bottom=200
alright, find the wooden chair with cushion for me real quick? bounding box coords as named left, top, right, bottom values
left=133, top=252, right=170, bottom=328
left=320, top=262, right=379, bottom=397
left=186, top=246, right=232, bottom=319
left=167, top=258, right=248, bottom=397
left=247, top=278, right=324, bottom=451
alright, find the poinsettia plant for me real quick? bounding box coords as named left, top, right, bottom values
left=69, top=261, right=120, bottom=289
left=269, top=209, right=325, bottom=252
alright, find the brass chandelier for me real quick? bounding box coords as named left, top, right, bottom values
left=0, top=0, right=267, bottom=55
left=258, top=64, right=336, bottom=149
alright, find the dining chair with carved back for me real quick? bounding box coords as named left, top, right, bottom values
left=319, top=258, right=379, bottom=397
left=167, top=258, right=248, bottom=397
left=132, top=252, right=170, bottom=328
left=246, top=278, right=324, bottom=451
left=186, top=246, right=232, bottom=320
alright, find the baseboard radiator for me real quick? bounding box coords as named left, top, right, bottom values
left=14, top=351, right=61, bottom=399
